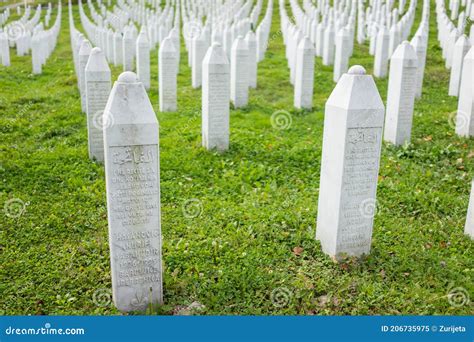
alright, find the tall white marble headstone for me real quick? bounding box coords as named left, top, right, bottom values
left=0, top=32, right=10, bottom=66
left=448, top=35, right=471, bottom=97
left=410, top=33, right=427, bottom=98
left=374, top=26, right=389, bottom=78
left=230, top=36, right=249, bottom=108
left=334, top=27, right=350, bottom=82
left=384, top=41, right=418, bottom=146
left=294, top=37, right=315, bottom=109
left=136, top=29, right=151, bottom=90
left=79, top=40, right=92, bottom=113
left=191, top=32, right=206, bottom=88
left=122, top=29, right=135, bottom=71
left=114, top=31, right=123, bottom=66
left=85, top=47, right=111, bottom=162
left=158, top=37, right=177, bottom=112
left=322, top=23, right=335, bottom=66
left=103, top=71, right=163, bottom=312
left=316, top=65, right=385, bottom=260
left=456, top=47, right=474, bottom=136
left=245, top=31, right=257, bottom=89
left=202, top=43, right=230, bottom=151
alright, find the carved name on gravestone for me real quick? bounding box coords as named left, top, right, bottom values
left=316, top=66, right=385, bottom=260
left=104, top=71, right=163, bottom=312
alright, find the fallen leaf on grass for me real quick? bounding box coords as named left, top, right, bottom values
left=292, top=246, right=304, bottom=256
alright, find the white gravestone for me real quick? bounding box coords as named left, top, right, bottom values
left=374, top=26, right=389, bottom=78
left=158, top=37, right=177, bottom=112
left=85, top=47, right=111, bottom=162
left=294, top=37, right=315, bottom=109
left=114, top=31, right=123, bottom=66
left=245, top=31, right=258, bottom=89
left=410, top=33, right=427, bottom=98
left=456, top=47, right=474, bottom=136
left=448, top=35, right=471, bottom=97
left=316, top=65, right=385, bottom=260
left=137, top=30, right=151, bottom=90
left=32, top=35, right=41, bottom=74
left=316, top=22, right=325, bottom=57
left=230, top=36, right=249, bottom=108
left=384, top=41, right=418, bottom=146
left=79, top=40, right=92, bottom=114
left=202, top=43, right=230, bottom=151
left=464, top=179, right=474, bottom=239
left=103, top=71, right=163, bottom=312
left=0, top=32, right=10, bottom=66
left=191, top=33, right=206, bottom=88
left=322, top=23, right=335, bottom=66
left=334, top=27, right=350, bottom=82
left=122, top=29, right=135, bottom=72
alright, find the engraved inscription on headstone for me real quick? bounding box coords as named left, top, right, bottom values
left=104, top=71, right=163, bottom=312
left=316, top=66, right=385, bottom=259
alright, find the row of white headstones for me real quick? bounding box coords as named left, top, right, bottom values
left=65, top=0, right=473, bottom=312
left=67, top=0, right=274, bottom=312
left=0, top=2, right=61, bottom=74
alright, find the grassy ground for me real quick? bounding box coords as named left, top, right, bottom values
left=0, top=0, right=473, bottom=315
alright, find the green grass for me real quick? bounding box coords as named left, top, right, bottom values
left=0, top=0, right=473, bottom=315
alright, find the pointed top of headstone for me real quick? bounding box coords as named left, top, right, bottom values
left=391, top=40, right=417, bottom=60
left=137, top=29, right=149, bottom=45
left=327, top=65, right=384, bottom=110
left=348, top=65, right=366, bottom=75
left=160, top=37, right=176, bottom=52
left=298, top=36, right=314, bottom=50
left=455, top=34, right=470, bottom=47
left=245, top=30, right=256, bottom=41
left=117, top=71, right=139, bottom=83
left=85, top=47, right=110, bottom=73
left=124, top=28, right=134, bottom=39
left=79, top=39, right=92, bottom=56
left=378, top=25, right=388, bottom=35
left=105, top=71, right=157, bottom=133
left=465, top=46, right=474, bottom=60
left=232, top=35, right=247, bottom=50
left=203, top=42, right=229, bottom=65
